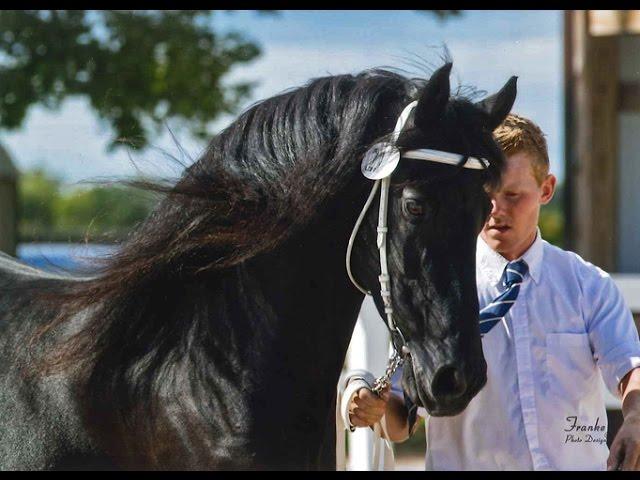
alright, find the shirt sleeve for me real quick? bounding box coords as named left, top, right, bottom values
left=338, top=369, right=377, bottom=432
left=390, top=364, right=404, bottom=398
left=584, top=271, right=640, bottom=398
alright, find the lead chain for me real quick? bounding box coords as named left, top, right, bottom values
left=371, top=349, right=404, bottom=395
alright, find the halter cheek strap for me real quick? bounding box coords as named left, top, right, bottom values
left=346, top=100, right=490, bottom=357
left=346, top=101, right=418, bottom=298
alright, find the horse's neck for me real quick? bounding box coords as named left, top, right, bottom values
left=205, top=212, right=364, bottom=461
left=226, top=178, right=369, bottom=378
left=94, top=181, right=371, bottom=469
left=234, top=223, right=364, bottom=386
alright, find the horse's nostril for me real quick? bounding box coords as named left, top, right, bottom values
left=431, top=365, right=467, bottom=399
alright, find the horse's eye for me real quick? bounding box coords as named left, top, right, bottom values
left=403, top=199, right=425, bottom=218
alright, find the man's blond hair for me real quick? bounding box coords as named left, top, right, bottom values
left=493, top=113, right=550, bottom=185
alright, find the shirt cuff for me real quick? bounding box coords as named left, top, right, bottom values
left=598, top=342, right=640, bottom=398
left=340, top=370, right=376, bottom=432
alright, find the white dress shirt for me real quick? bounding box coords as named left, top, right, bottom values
left=392, top=231, right=640, bottom=470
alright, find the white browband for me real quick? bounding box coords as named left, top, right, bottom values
left=346, top=101, right=490, bottom=354
left=403, top=148, right=489, bottom=170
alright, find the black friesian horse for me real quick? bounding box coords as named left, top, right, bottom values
left=0, top=62, right=516, bottom=470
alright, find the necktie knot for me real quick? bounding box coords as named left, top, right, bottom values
left=503, top=259, right=528, bottom=287
left=479, top=259, right=528, bottom=336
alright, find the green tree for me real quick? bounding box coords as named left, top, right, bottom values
left=55, top=185, right=154, bottom=235
left=0, top=10, right=262, bottom=150
left=0, top=10, right=462, bottom=152
left=539, top=182, right=565, bottom=247
left=418, top=10, right=461, bottom=20
left=18, top=168, right=61, bottom=233
left=18, top=168, right=156, bottom=242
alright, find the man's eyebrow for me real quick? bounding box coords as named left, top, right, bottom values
left=496, top=180, right=523, bottom=189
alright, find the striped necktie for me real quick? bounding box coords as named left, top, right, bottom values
left=479, top=259, right=529, bottom=336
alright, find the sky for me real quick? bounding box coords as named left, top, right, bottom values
left=0, top=10, right=564, bottom=186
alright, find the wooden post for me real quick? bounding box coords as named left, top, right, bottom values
left=564, top=10, right=619, bottom=271
left=0, top=143, right=17, bottom=257
left=564, top=11, right=576, bottom=253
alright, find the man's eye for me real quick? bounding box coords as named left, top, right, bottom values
left=404, top=199, right=425, bottom=217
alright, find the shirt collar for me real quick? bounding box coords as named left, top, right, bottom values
left=477, top=228, right=544, bottom=286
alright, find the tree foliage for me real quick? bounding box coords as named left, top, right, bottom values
left=0, top=10, right=464, bottom=152
left=18, top=168, right=60, bottom=230
left=539, top=183, right=565, bottom=247
left=0, top=10, right=261, bottom=150
left=418, top=10, right=461, bottom=20
left=18, top=168, right=156, bottom=242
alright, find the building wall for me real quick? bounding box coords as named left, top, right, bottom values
left=617, top=36, right=640, bottom=272
left=564, top=11, right=620, bottom=272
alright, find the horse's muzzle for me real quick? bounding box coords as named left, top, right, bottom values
left=403, top=346, right=487, bottom=417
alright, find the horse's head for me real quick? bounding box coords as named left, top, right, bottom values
left=351, top=63, right=517, bottom=416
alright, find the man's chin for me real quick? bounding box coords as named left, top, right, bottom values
left=482, top=230, right=513, bottom=248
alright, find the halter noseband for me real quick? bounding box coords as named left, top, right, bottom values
left=346, top=100, right=489, bottom=357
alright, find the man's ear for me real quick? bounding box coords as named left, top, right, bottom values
left=413, top=62, right=452, bottom=128
left=476, top=76, right=518, bottom=131
left=540, top=173, right=557, bottom=205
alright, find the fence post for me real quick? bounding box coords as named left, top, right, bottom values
left=344, top=296, right=391, bottom=470
left=0, top=143, right=18, bottom=257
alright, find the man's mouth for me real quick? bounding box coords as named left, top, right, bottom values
left=488, top=225, right=510, bottom=233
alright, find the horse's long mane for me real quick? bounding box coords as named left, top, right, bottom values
left=22, top=67, right=504, bottom=443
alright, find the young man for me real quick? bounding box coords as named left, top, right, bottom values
left=345, top=114, right=640, bottom=470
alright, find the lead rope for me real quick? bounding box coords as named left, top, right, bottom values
left=372, top=416, right=395, bottom=470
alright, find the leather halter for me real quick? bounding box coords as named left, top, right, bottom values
left=346, top=100, right=489, bottom=355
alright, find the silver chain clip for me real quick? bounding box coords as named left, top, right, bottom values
left=371, top=349, right=404, bottom=395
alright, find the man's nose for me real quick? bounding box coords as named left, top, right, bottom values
left=490, top=198, right=503, bottom=216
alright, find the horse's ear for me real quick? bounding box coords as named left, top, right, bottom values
left=414, top=62, right=452, bottom=127
left=477, top=76, right=518, bottom=131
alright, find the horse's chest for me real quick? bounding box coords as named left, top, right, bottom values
left=136, top=405, right=331, bottom=469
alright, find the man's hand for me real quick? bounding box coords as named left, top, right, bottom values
left=348, top=386, right=391, bottom=428
left=608, top=410, right=640, bottom=471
